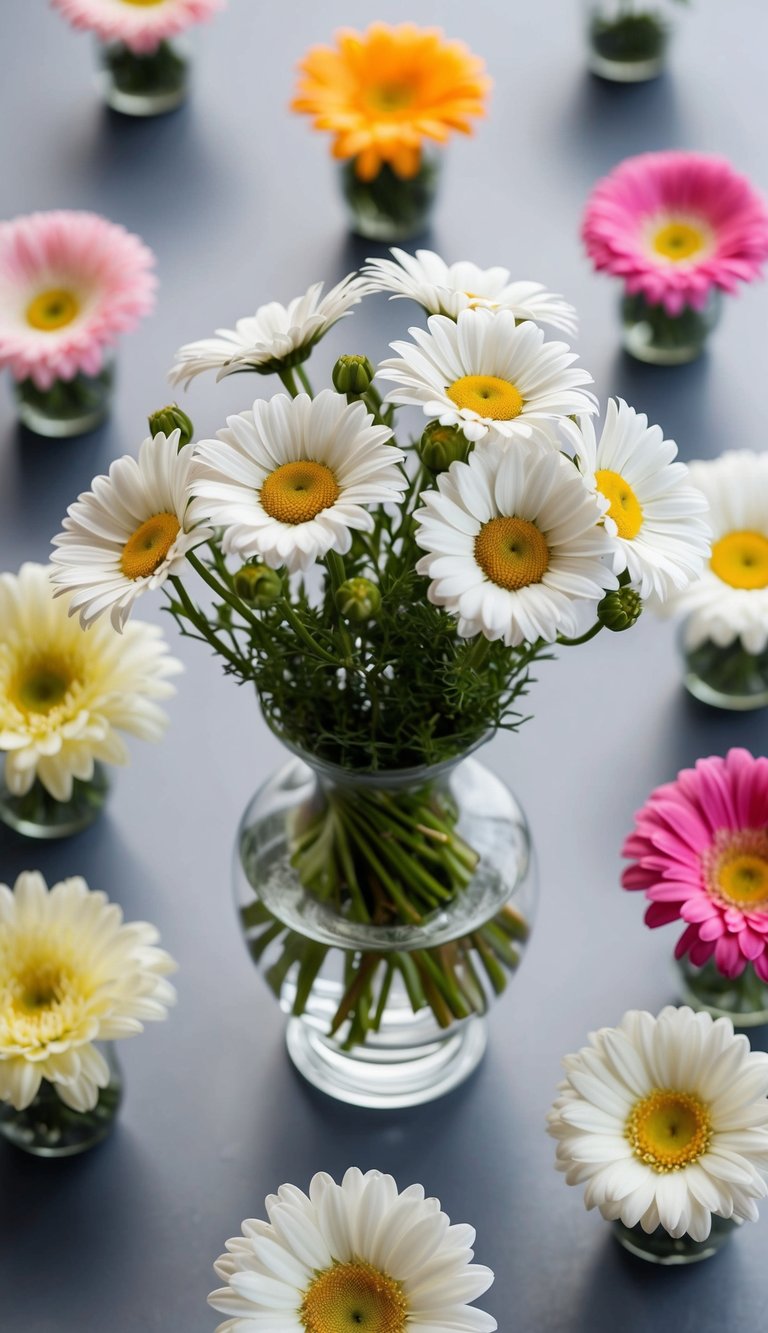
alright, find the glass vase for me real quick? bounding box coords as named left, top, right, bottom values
left=613, top=1216, right=737, bottom=1264
left=681, top=632, right=768, bottom=711
left=584, top=0, right=673, bottom=82
left=677, top=956, right=768, bottom=1026
left=0, top=1044, right=122, bottom=1157
left=0, top=762, right=110, bottom=840
left=621, top=290, right=722, bottom=365
left=98, top=39, right=189, bottom=116
left=14, top=362, right=114, bottom=437
left=339, top=151, right=441, bottom=242
left=234, top=743, right=536, bottom=1109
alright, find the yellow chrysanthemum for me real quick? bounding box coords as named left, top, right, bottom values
left=292, top=23, right=491, bottom=181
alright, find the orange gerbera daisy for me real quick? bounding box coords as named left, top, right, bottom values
left=292, top=23, right=491, bottom=181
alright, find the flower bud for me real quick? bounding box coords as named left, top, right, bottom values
left=332, top=354, right=376, bottom=396
left=418, top=422, right=468, bottom=472
left=233, top=564, right=283, bottom=609
left=335, top=577, right=381, bottom=623
left=148, top=403, right=194, bottom=448
left=598, top=586, right=643, bottom=632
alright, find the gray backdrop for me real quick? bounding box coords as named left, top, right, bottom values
left=1, top=1, right=767, bottom=1329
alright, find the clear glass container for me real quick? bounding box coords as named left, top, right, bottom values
left=99, top=39, right=189, bottom=117
left=339, top=150, right=441, bottom=242
left=234, top=745, right=537, bottom=1109
left=622, top=290, right=722, bottom=365
left=677, top=956, right=768, bottom=1026
left=682, top=632, right=768, bottom=711
left=613, top=1216, right=737, bottom=1264
left=14, top=362, right=114, bottom=437
left=584, top=0, right=673, bottom=82
left=0, top=762, right=110, bottom=840
left=0, top=1044, right=122, bottom=1157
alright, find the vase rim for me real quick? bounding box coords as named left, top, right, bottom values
left=276, top=728, right=494, bottom=788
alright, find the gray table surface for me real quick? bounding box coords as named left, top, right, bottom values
left=2, top=1, right=768, bottom=1329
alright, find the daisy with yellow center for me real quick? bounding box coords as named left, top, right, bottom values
left=549, top=1006, right=768, bottom=1243
left=208, top=1167, right=497, bottom=1333
left=0, top=871, right=175, bottom=1113
left=292, top=24, right=491, bottom=181
left=51, top=429, right=209, bottom=631
left=648, top=217, right=713, bottom=265
left=188, top=391, right=406, bottom=575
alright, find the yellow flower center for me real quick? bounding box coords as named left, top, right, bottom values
left=120, top=512, right=181, bottom=580
left=703, top=828, right=768, bottom=910
left=475, top=516, right=549, bottom=590
left=10, top=657, right=73, bottom=715
left=446, top=374, right=524, bottom=421
left=626, top=1089, right=712, bottom=1173
left=652, top=221, right=708, bottom=263
left=367, top=82, right=415, bottom=113
left=594, top=469, right=644, bottom=541
left=710, top=529, right=768, bottom=590
left=0, top=938, right=91, bottom=1050
left=301, top=1261, right=408, bottom=1333
left=26, top=288, right=80, bottom=332
left=120, top=0, right=167, bottom=7
left=260, top=461, right=341, bottom=525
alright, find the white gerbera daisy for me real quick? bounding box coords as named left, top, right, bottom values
left=189, top=390, right=406, bottom=574
left=378, top=309, right=597, bottom=445
left=364, top=248, right=578, bottom=335
left=662, top=451, right=768, bottom=653
left=548, top=1005, right=768, bottom=1242
left=414, top=436, right=616, bottom=646
left=570, top=399, right=711, bottom=603
left=0, top=563, right=180, bottom=802
left=0, top=871, right=176, bottom=1113
left=50, top=430, right=209, bottom=632
left=168, top=274, right=372, bottom=388
left=208, top=1167, right=497, bottom=1333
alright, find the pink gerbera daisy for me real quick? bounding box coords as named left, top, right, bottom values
left=623, top=749, right=768, bottom=982
left=51, top=0, right=225, bottom=56
left=0, top=211, right=156, bottom=390
left=583, top=152, right=768, bottom=315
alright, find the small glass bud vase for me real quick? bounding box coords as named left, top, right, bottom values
left=584, top=0, right=673, bottom=82
left=0, top=1045, right=122, bottom=1158
left=677, top=956, right=768, bottom=1027
left=613, top=1215, right=737, bottom=1264
left=681, top=632, right=768, bottom=711
left=339, top=150, right=441, bottom=242
left=621, top=290, right=722, bottom=365
left=14, top=362, right=114, bottom=438
left=98, top=39, right=189, bottom=117
left=0, top=763, right=110, bottom=840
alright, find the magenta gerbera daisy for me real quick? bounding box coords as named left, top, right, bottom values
left=583, top=152, right=768, bottom=315
left=0, top=211, right=156, bottom=390
left=51, top=0, right=225, bottom=56
left=623, top=749, right=768, bottom=982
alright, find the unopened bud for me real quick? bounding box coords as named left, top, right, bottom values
left=332, top=354, right=376, bottom=396
left=598, top=586, right=643, bottom=632
left=148, top=403, right=194, bottom=448
left=233, top=564, right=283, bottom=609
left=418, top=421, right=468, bottom=472
left=335, top=577, right=381, bottom=623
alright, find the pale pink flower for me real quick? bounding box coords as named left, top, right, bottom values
left=0, top=210, right=156, bottom=390
left=583, top=152, right=768, bottom=315
left=51, top=0, right=225, bottom=56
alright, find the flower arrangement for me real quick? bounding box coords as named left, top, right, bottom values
left=548, top=1005, right=768, bottom=1263
left=583, top=152, right=768, bottom=363
left=0, top=870, right=176, bottom=1155
left=208, top=1167, right=497, bottom=1332
left=0, top=209, right=156, bottom=435
left=0, top=561, right=181, bottom=838
left=623, top=749, right=768, bottom=1023
left=50, top=259, right=709, bottom=1101
left=584, top=0, right=689, bottom=82
left=291, top=24, right=491, bottom=240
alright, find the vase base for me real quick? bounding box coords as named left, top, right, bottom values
left=16, top=401, right=110, bottom=437
left=285, top=1015, right=487, bottom=1110
left=683, top=673, right=768, bottom=712
left=589, top=53, right=665, bottom=82
left=614, top=1218, right=734, bottom=1265
left=622, top=326, right=703, bottom=365
left=103, top=85, right=187, bottom=117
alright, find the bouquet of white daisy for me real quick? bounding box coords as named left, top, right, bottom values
left=49, top=252, right=710, bottom=1100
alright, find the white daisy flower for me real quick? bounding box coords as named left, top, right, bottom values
left=0, top=563, right=181, bottom=802
left=548, top=1006, right=768, bottom=1242
left=168, top=273, right=372, bottom=388
left=0, top=871, right=176, bottom=1113
left=208, top=1167, right=497, bottom=1333
left=662, top=451, right=768, bottom=653
left=189, top=390, right=406, bottom=574
left=414, top=436, right=616, bottom=646
left=364, top=247, right=578, bottom=335
left=570, top=398, right=711, bottom=603
left=50, top=430, right=209, bottom=632
left=378, top=309, right=597, bottom=445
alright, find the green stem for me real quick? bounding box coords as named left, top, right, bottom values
left=168, top=577, right=244, bottom=669
left=295, top=363, right=314, bottom=396
left=558, top=620, right=603, bottom=648
left=278, top=367, right=301, bottom=397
